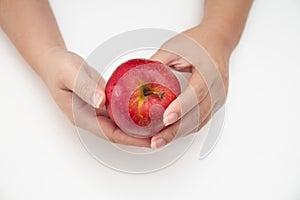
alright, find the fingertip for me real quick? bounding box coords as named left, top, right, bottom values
left=93, top=90, right=106, bottom=108
left=99, top=92, right=106, bottom=108
left=163, top=112, right=179, bottom=126
left=163, top=99, right=181, bottom=126
left=151, top=137, right=167, bottom=149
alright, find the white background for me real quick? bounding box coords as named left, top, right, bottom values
left=1, top=0, right=300, bottom=199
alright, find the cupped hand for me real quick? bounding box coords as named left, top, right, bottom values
left=150, top=25, right=231, bottom=149
left=38, top=47, right=151, bottom=147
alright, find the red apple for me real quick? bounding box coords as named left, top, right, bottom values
left=105, top=59, right=180, bottom=138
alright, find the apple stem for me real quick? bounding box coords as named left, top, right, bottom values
left=143, top=87, right=165, bottom=99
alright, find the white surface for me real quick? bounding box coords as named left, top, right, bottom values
left=1, top=0, right=300, bottom=199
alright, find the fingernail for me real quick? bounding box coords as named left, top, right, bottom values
left=92, top=91, right=103, bottom=108
left=151, top=138, right=167, bottom=149
left=163, top=112, right=178, bottom=126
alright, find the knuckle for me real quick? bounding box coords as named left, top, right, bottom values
left=76, top=81, right=93, bottom=101
left=168, top=127, right=179, bottom=141
left=195, top=116, right=211, bottom=132
left=199, top=111, right=206, bottom=122
left=192, top=82, right=208, bottom=103
left=195, top=123, right=203, bottom=132
left=199, top=102, right=212, bottom=122
left=194, top=124, right=202, bottom=132
left=106, top=132, right=117, bottom=144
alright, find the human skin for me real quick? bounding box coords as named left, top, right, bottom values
left=0, top=0, right=151, bottom=147
left=0, top=0, right=253, bottom=148
left=150, top=0, right=254, bottom=148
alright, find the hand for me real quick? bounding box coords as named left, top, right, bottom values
left=38, top=47, right=151, bottom=147
left=150, top=25, right=231, bottom=149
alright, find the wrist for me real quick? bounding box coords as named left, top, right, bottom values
left=183, top=24, right=231, bottom=87
left=200, top=18, right=240, bottom=53
left=183, top=24, right=232, bottom=68
left=35, top=45, right=68, bottom=85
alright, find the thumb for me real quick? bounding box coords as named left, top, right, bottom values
left=163, top=71, right=209, bottom=126
left=74, top=68, right=106, bottom=108
left=65, top=60, right=106, bottom=109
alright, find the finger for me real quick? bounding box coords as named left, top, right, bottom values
left=66, top=61, right=106, bottom=109
left=72, top=94, right=150, bottom=147
left=151, top=47, right=193, bottom=72
left=151, top=93, right=212, bottom=149
left=83, top=61, right=107, bottom=90
left=97, top=117, right=151, bottom=148
left=95, top=107, right=109, bottom=117
left=150, top=49, right=178, bottom=65
left=163, top=69, right=210, bottom=126
left=192, top=113, right=211, bottom=134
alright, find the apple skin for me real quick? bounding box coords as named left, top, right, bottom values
left=105, top=59, right=180, bottom=138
